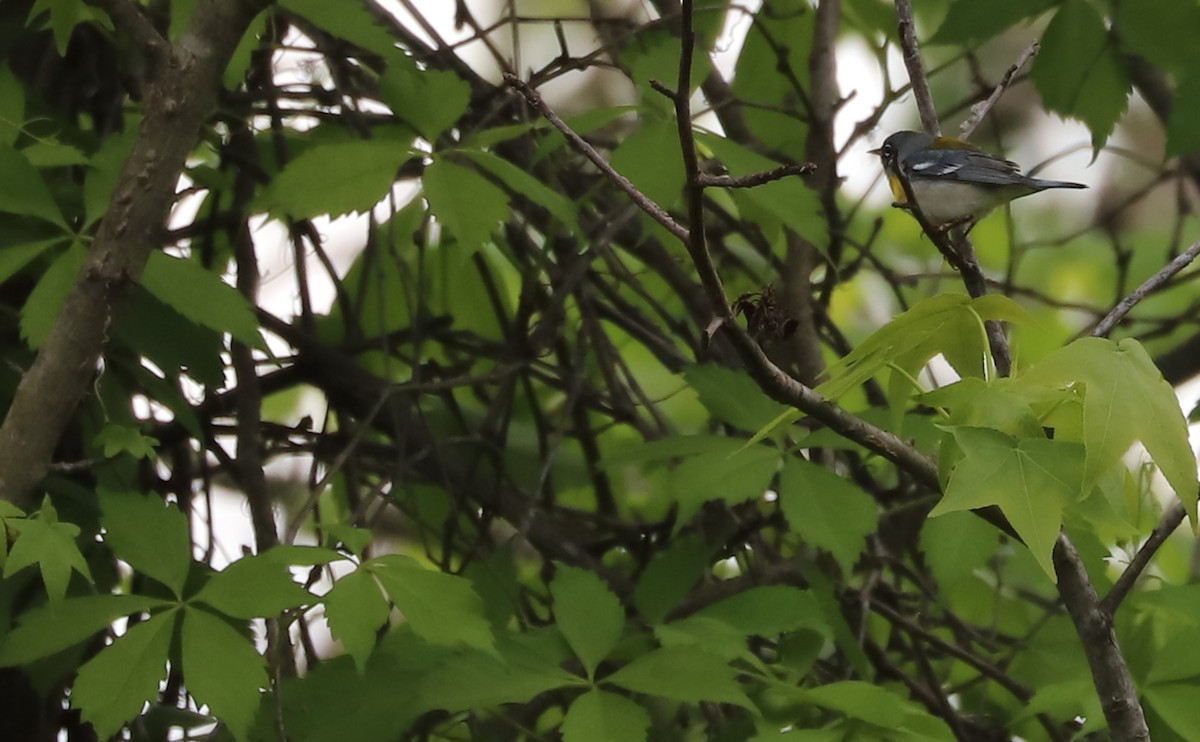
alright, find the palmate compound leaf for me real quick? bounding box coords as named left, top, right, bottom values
left=181, top=606, right=268, bottom=742
left=549, top=564, right=624, bottom=678
left=0, top=143, right=66, bottom=227
left=192, top=551, right=315, bottom=619
left=71, top=608, right=176, bottom=739
left=932, top=427, right=1085, bottom=580
left=366, top=554, right=494, bottom=652
left=1018, top=337, right=1198, bottom=527
left=561, top=689, right=651, bottom=742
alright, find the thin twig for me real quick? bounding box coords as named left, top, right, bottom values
left=959, top=41, right=1040, bottom=140
left=1092, top=238, right=1200, bottom=338
left=1101, top=501, right=1187, bottom=615
left=894, top=0, right=939, bottom=135
left=504, top=73, right=690, bottom=243
left=695, top=163, right=815, bottom=188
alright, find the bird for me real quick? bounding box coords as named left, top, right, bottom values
left=872, top=130, right=1087, bottom=228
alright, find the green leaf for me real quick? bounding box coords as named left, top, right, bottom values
left=0, top=594, right=167, bottom=665
left=21, top=243, right=84, bottom=349
left=368, top=554, right=494, bottom=651
left=378, top=57, right=470, bottom=141
left=818, top=294, right=1021, bottom=401
left=254, top=140, right=409, bottom=219
left=93, top=423, right=158, bottom=459
left=323, top=568, right=390, bottom=672
left=797, top=681, right=918, bottom=729
left=778, top=459, right=879, bottom=573
left=5, top=505, right=92, bottom=602
left=608, top=120, right=686, bottom=207
left=632, top=536, right=712, bottom=624
left=0, top=64, right=24, bottom=146
left=423, top=158, right=510, bottom=253
left=0, top=144, right=65, bottom=227
left=141, top=252, right=262, bottom=347
left=181, top=608, right=265, bottom=742
left=550, top=564, right=624, bottom=678
left=655, top=616, right=758, bottom=662
left=683, top=364, right=790, bottom=432
left=919, top=511, right=1000, bottom=588
left=1166, top=67, right=1200, bottom=158
left=83, top=127, right=136, bottom=227
left=71, top=609, right=175, bottom=739
left=1146, top=683, right=1200, bottom=742
left=1019, top=337, right=1198, bottom=525
left=692, top=585, right=829, bottom=638
left=99, top=489, right=190, bottom=595
left=1031, top=0, right=1131, bottom=151
left=668, top=440, right=780, bottom=526
left=604, top=646, right=752, bottom=707
left=419, top=629, right=581, bottom=712
left=0, top=239, right=60, bottom=287
left=193, top=553, right=314, bottom=619
left=920, top=378, right=1044, bottom=438
left=562, top=689, right=650, bottom=742
left=279, top=0, right=399, bottom=57
left=1116, top=0, right=1200, bottom=76
left=457, top=149, right=579, bottom=232
left=931, top=0, right=1056, bottom=45
left=932, top=427, right=1084, bottom=580
left=114, top=288, right=225, bottom=387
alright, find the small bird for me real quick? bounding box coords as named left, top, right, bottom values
left=872, top=130, right=1086, bottom=228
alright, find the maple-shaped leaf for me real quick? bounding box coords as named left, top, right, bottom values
left=1018, top=338, right=1198, bottom=528
left=932, top=427, right=1085, bottom=580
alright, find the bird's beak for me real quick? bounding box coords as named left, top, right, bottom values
left=867, top=147, right=882, bottom=155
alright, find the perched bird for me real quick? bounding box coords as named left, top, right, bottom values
left=872, top=130, right=1086, bottom=228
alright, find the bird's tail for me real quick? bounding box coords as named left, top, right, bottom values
left=1029, top=178, right=1087, bottom=190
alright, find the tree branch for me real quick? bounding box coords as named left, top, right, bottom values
left=894, top=0, right=940, bottom=136
left=1091, top=238, right=1200, bottom=339
left=0, top=0, right=272, bottom=508
left=958, top=41, right=1040, bottom=140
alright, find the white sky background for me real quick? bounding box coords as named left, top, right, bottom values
left=193, top=1, right=1198, bottom=581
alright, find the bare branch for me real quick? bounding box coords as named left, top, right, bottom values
left=85, top=0, right=169, bottom=65
left=959, top=41, right=1040, bottom=140
left=1092, top=238, right=1200, bottom=338
left=1101, top=501, right=1187, bottom=615
left=894, top=0, right=940, bottom=135
left=695, top=163, right=815, bottom=188
left=504, top=74, right=690, bottom=244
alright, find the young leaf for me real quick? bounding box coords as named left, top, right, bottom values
left=0, top=594, right=167, bottom=666
left=1019, top=337, right=1198, bottom=525
left=141, top=252, right=262, bottom=347
left=778, top=459, right=879, bottom=574
left=932, top=427, right=1085, bottom=580
left=99, top=489, right=190, bottom=596
left=192, top=552, right=314, bottom=619
left=254, top=140, right=410, bottom=219
left=93, top=423, right=158, bottom=459
left=5, top=507, right=92, bottom=603
left=1031, top=0, right=1130, bottom=150
left=561, top=689, right=650, bottom=742
left=367, top=554, right=494, bottom=651
left=0, top=144, right=65, bottom=227
left=604, top=646, right=752, bottom=708
left=71, top=608, right=176, bottom=739
left=423, top=158, right=510, bottom=253
left=549, top=564, right=624, bottom=678
left=181, top=606, right=268, bottom=742
left=321, top=568, right=390, bottom=672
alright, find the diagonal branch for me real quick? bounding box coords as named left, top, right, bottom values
left=0, top=0, right=272, bottom=508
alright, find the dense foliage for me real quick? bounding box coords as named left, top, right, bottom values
left=0, top=0, right=1199, bottom=740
